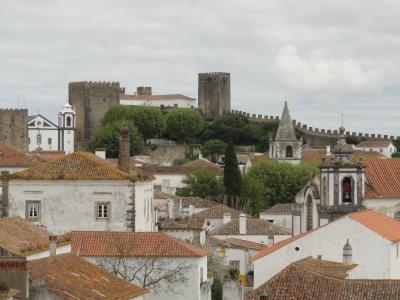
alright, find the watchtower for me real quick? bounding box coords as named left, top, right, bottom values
left=198, top=72, right=231, bottom=120
left=0, top=109, right=28, bottom=153
left=68, top=81, right=121, bottom=150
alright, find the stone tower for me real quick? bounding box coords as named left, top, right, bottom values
left=0, top=109, right=28, bottom=153
left=269, top=102, right=302, bottom=164
left=198, top=72, right=230, bottom=120
left=68, top=81, right=121, bottom=150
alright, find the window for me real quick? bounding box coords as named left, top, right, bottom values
left=37, top=133, right=42, bottom=145
left=97, top=202, right=110, bottom=219
left=66, top=116, right=72, bottom=127
left=229, top=260, right=240, bottom=271
left=26, top=201, right=40, bottom=221
left=48, top=138, right=52, bottom=145
left=380, top=148, right=383, bottom=153
left=285, top=145, right=293, bottom=157
left=342, top=177, right=352, bottom=203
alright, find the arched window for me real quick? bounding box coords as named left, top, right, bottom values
left=306, top=195, right=313, bottom=231
left=286, top=145, right=293, bottom=158
left=36, top=133, right=42, bottom=145
left=342, top=177, right=352, bottom=203
left=66, top=116, right=72, bottom=127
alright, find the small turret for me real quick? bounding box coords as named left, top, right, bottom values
left=343, top=239, right=352, bottom=265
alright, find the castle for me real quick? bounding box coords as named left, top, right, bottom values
left=0, top=109, right=28, bottom=153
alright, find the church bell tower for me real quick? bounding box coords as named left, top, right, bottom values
left=58, top=103, right=76, bottom=154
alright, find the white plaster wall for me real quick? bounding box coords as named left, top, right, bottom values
left=28, top=128, right=59, bottom=152
left=259, top=214, right=292, bottom=230
left=364, top=198, right=400, bottom=218
left=253, top=216, right=394, bottom=288
left=135, top=180, right=155, bottom=232
left=85, top=255, right=207, bottom=300
left=212, top=234, right=291, bottom=245
left=152, top=174, right=186, bottom=195
left=223, top=247, right=253, bottom=275
left=162, top=229, right=195, bottom=243
left=27, top=244, right=71, bottom=261
left=120, top=98, right=196, bottom=109
left=62, top=129, right=74, bottom=154
left=0, top=167, right=26, bottom=174
left=205, top=218, right=224, bottom=231
left=8, top=180, right=133, bottom=234
left=354, top=145, right=396, bottom=157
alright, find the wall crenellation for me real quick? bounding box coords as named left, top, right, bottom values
left=229, top=109, right=400, bottom=141
left=68, top=81, right=120, bottom=87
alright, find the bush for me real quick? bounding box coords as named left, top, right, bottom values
left=165, top=109, right=204, bottom=143
left=211, top=277, right=223, bottom=300
left=392, top=152, right=400, bottom=158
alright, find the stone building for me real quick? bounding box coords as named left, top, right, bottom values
left=269, top=102, right=302, bottom=164
left=198, top=72, right=231, bottom=120
left=0, top=109, right=29, bottom=153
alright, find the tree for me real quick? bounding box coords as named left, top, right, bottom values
left=223, top=142, right=242, bottom=209
left=96, top=237, right=192, bottom=294
left=103, top=105, right=165, bottom=141
left=176, top=167, right=225, bottom=202
left=211, top=277, right=223, bottom=300
left=201, top=139, right=227, bottom=163
left=243, top=160, right=318, bottom=215
left=165, top=109, right=204, bottom=143
left=90, top=121, right=144, bottom=157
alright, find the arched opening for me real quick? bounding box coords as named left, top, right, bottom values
left=322, top=177, right=327, bottom=206
left=342, top=177, right=352, bottom=203
left=286, top=145, right=293, bottom=157
left=36, top=133, right=42, bottom=145
left=66, top=116, right=72, bottom=127
left=306, top=195, right=313, bottom=231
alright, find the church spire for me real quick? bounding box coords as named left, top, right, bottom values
left=275, top=101, right=297, bottom=141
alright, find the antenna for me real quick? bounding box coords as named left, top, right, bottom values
left=341, top=113, right=344, bottom=127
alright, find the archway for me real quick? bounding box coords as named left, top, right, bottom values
left=342, top=177, right=352, bottom=203
left=286, top=145, right=293, bottom=157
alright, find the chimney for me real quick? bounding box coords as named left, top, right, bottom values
left=239, top=214, right=247, bottom=234
left=168, top=200, right=175, bottom=218
left=49, top=235, right=57, bottom=256
left=223, top=213, right=231, bottom=224
left=317, top=255, right=322, bottom=260
left=268, top=233, right=274, bottom=247
left=95, top=148, right=106, bottom=159
left=343, top=239, right=352, bottom=265
left=118, top=126, right=131, bottom=174
left=188, top=205, right=195, bottom=217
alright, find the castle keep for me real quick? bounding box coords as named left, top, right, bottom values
left=198, top=72, right=231, bottom=120
left=0, top=109, right=28, bottom=153
left=69, top=81, right=121, bottom=149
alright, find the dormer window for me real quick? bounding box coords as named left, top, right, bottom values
left=342, top=177, right=352, bottom=203
left=286, top=145, right=293, bottom=158
left=66, top=116, right=72, bottom=127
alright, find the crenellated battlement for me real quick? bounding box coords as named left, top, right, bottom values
left=69, top=81, right=120, bottom=87
left=0, top=108, right=28, bottom=113
left=230, top=109, right=400, bottom=140
left=198, top=72, right=230, bottom=81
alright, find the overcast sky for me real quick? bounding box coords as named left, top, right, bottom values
left=1, top=0, right=400, bottom=135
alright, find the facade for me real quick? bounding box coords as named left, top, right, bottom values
left=120, top=86, right=196, bottom=109
left=269, top=102, right=302, bottom=164
left=252, top=210, right=400, bottom=288
left=28, top=103, right=76, bottom=154
left=69, top=231, right=210, bottom=300
left=158, top=218, right=206, bottom=245
left=1, top=152, right=155, bottom=234
left=198, top=72, right=231, bottom=120
left=0, top=109, right=29, bottom=153
left=354, top=140, right=397, bottom=157
left=259, top=203, right=294, bottom=230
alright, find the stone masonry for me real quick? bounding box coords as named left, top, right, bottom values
left=0, top=109, right=28, bottom=152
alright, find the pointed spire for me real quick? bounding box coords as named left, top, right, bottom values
left=275, top=101, right=297, bottom=141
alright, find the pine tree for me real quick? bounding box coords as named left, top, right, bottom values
left=223, top=142, right=242, bottom=209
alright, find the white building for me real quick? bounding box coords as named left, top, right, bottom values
left=191, top=204, right=241, bottom=232
left=259, top=203, right=294, bottom=231
left=69, top=231, right=210, bottom=300
left=120, top=86, right=196, bottom=109
left=158, top=217, right=206, bottom=245
left=252, top=210, right=400, bottom=288
left=2, top=151, right=155, bottom=234
left=354, top=140, right=397, bottom=157
left=28, top=103, right=76, bottom=154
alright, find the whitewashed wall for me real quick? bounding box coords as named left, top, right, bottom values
left=135, top=180, right=155, bottom=232
left=259, top=214, right=292, bottom=230
left=364, top=198, right=400, bottom=219
left=28, top=128, right=59, bottom=152
left=27, top=244, right=71, bottom=261
left=212, top=234, right=291, bottom=245
left=120, top=98, right=196, bottom=109
left=152, top=174, right=186, bottom=195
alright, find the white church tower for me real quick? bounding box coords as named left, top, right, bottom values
left=58, top=103, right=76, bottom=154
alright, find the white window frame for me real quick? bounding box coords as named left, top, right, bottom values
left=96, top=202, right=110, bottom=220
left=26, top=201, right=40, bottom=221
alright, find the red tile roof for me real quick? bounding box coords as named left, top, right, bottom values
left=159, top=218, right=205, bottom=230
left=207, top=236, right=267, bottom=250
left=0, top=144, right=42, bottom=168
left=247, top=257, right=399, bottom=300
left=349, top=210, right=400, bottom=242
left=120, top=93, right=195, bottom=101
left=364, top=159, right=400, bottom=199
left=261, top=203, right=295, bottom=215
left=183, top=159, right=222, bottom=175
left=30, top=150, right=65, bottom=162
left=210, top=218, right=291, bottom=236
left=191, top=204, right=241, bottom=219
left=356, top=140, right=392, bottom=148
left=29, top=254, right=148, bottom=300
left=68, top=231, right=209, bottom=257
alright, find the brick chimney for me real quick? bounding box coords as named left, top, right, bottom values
left=223, top=213, right=231, bottom=224
left=118, top=126, right=130, bottom=174
left=239, top=214, right=247, bottom=234
left=49, top=235, right=57, bottom=256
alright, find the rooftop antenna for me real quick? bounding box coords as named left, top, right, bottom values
left=341, top=113, right=344, bottom=127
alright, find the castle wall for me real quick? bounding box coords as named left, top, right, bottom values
left=68, top=81, right=121, bottom=150
left=198, top=72, right=230, bottom=120
left=0, top=109, right=28, bottom=152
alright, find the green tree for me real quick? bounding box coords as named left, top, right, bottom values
left=243, top=160, right=317, bottom=214
left=211, top=277, right=223, bottom=300
left=176, top=168, right=224, bottom=202
left=201, top=139, right=227, bottom=163
left=165, top=109, right=204, bottom=143
left=103, top=105, right=165, bottom=141
left=392, top=152, right=400, bottom=158
left=393, top=139, right=400, bottom=152
left=223, top=142, right=242, bottom=209
left=90, top=121, right=144, bottom=157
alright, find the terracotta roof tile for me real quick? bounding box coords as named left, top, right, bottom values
left=154, top=189, right=176, bottom=199
left=29, top=254, right=148, bottom=300
left=120, top=93, right=195, bottom=101
left=191, top=204, right=241, bottom=219
left=294, top=257, right=358, bottom=279
left=247, top=257, right=399, bottom=300
left=175, top=197, right=218, bottom=209
left=356, top=140, right=392, bottom=148
left=210, top=218, right=291, bottom=236
left=0, top=144, right=42, bottom=168
left=0, top=217, right=69, bottom=256
left=30, top=150, right=65, bottom=162
left=364, top=159, right=400, bottom=199
left=349, top=210, right=400, bottom=242
left=261, top=203, right=295, bottom=215
left=68, top=231, right=209, bottom=257
left=159, top=218, right=205, bottom=230
left=11, top=152, right=129, bottom=180
left=207, top=236, right=267, bottom=250
left=183, top=159, right=222, bottom=175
